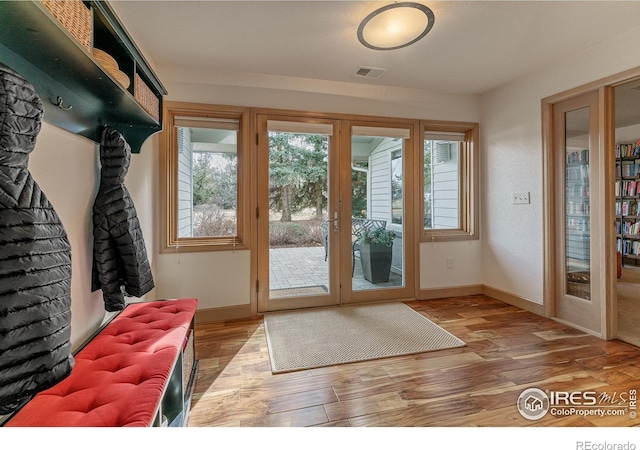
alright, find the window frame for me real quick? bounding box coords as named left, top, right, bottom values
left=160, top=101, right=250, bottom=252
left=420, top=120, right=479, bottom=242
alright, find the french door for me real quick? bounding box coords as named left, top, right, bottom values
left=256, top=115, right=415, bottom=313
left=552, top=91, right=609, bottom=335
left=256, top=116, right=341, bottom=312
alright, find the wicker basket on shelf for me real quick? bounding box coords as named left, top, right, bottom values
left=40, top=0, right=92, bottom=53
left=182, top=329, right=194, bottom=396
left=134, top=73, right=160, bottom=122
left=566, top=271, right=591, bottom=300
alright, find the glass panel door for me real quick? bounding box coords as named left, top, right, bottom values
left=350, top=134, right=405, bottom=291
left=257, top=117, right=340, bottom=312
left=345, top=123, right=415, bottom=304
left=258, top=118, right=416, bottom=311
left=554, top=91, right=603, bottom=334
left=268, top=131, right=331, bottom=298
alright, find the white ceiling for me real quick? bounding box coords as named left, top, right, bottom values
left=111, top=1, right=640, bottom=96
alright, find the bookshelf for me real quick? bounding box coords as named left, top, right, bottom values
left=615, top=140, right=640, bottom=266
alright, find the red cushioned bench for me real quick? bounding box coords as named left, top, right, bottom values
left=5, top=298, right=198, bottom=427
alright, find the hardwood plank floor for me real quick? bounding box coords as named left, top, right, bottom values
left=617, top=266, right=640, bottom=348
left=187, top=295, right=640, bottom=427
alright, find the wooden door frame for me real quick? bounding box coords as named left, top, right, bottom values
left=542, top=66, right=640, bottom=339
left=340, top=119, right=418, bottom=305
left=255, top=113, right=342, bottom=313
left=552, top=91, right=603, bottom=334
left=252, top=110, right=419, bottom=312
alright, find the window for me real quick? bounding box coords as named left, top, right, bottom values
left=421, top=121, right=479, bottom=241
left=161, top=102, right=249, bottom=251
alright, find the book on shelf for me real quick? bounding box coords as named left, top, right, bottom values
left=567, top=217, right=589, bottom=232
left=622, top=220, right=640, bottom=236
left=616, top=162, right=640, bottom=178
left=615, top=141, right=640, bottom=159
left=616, top=199, right=639, bottom=216
left=566, top=200, right=590, bottom=215
left=567, top=184, right=589, bottom=197
left=567, top=149, right=589, bottom=165
left=567, top=164, right=589, bottom=181
left=566, top=234, right=590, bottom=260
left=617, top=237, right=640, bottom=256
left=615, top=180, right=640, bottom=197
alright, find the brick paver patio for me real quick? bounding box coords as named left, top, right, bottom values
left=269, top=246, right=402, bottom=294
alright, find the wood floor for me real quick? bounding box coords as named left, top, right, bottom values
left=187, top=295, right=640, bottom=427
left=617, top=266, right=640, bottom=348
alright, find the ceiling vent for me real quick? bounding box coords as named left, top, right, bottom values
left=354, top=66, right=387, bottom=79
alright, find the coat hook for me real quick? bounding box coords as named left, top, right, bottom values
left=53, top=96, right=72, bottom=111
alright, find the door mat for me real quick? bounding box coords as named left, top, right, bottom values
left=264, top=302, right=466, bottom=373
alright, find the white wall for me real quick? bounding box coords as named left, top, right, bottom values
left=157, top=64, right=481, bottom=123
left=481, top=25, right=640, bottom=305
left=32, top=23, right=640, bottom=324
left=29, top=124, right=103, bottom=349
left=31, top=22, right=640, bottom=324
left=152, top=76, right=482, bottom=309
left=126, top=135, right=158, bottom=308
left=155, top=251, right=251, bottom=309
left=420, top=240, right=483, bottom=289
left=420, top=139, right=484, bottom=289
left=25, top=83, right=427, bottom=319
left=29, top=123, right=158, bottom=350
left=616, top=124, right=640, bottom=144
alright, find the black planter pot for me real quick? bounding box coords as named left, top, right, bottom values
left=359, top=243, right=393, bottom=283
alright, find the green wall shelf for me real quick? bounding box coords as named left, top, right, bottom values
left=0, top=1, right=167, bottom=153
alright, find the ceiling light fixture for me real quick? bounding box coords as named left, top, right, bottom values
left=357, top=2, right=435, bottom=51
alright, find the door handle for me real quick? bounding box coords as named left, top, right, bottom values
left=326, top=211, right=339, bottom=232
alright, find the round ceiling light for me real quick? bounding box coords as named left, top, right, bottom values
left=357, top=2, right=435, bottom=51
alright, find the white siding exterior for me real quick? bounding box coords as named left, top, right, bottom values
left=432, top=142, right=460, bottom=229
left=369, top=138, right=401, bottom=222
left=177, top=127, right=193, bottom=237
left=368, top=138, right=405, bottom=273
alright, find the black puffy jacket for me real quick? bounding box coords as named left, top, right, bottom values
left=0, top=63, right=73, bottom=415
left=91, top=126, right=154, bottom=312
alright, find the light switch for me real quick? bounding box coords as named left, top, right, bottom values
left=512, top=192, right=530, bottom=204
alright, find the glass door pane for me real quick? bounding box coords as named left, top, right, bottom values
left=350, top=134, right=405, bottom=291
left=565, top=106, right=591, bottom=301
left=267, top=131, right=331, bottom=300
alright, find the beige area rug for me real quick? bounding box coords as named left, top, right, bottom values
left=269, top=285, right=328, bottom=299
left=617, top=267, right=640, bottom=347
left=263, top=302, right=466, bottom=373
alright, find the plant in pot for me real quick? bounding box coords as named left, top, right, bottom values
left=357, top=227, right=396, bottom=283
